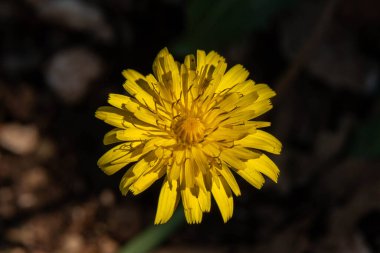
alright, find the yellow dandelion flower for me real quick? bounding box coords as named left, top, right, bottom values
left=95, top=48, right=282, bottom=224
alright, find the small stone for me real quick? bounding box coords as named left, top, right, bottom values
left=29, top=0, right=113, bottom=41
left=0, top=187, right=16, bottom=218
left=99, top=189, right=115, bottom=207
left=46, top=48, right=102, bottom=104
left=97, top=235, right=118, bottom=253
left=9, top=248, right=27, bottom=253
left=4, top=84, right=36, bottom=120
left=0, top=123, right=39, bottom=155
left=35, top=138, right=57, bottom=161
left=60, top=233, right=85, bottom=253
left=20, top=167, right=50, bottom=189
left=17, top=193, right=37, bottom=209
left=14, top=167, right=64, bottom=211
left=6, top=212, right=64, bottom=249
left=107, top=205, right=141, bottom=241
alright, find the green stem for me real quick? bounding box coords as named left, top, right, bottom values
left=117, top=208, right=185, bottom=253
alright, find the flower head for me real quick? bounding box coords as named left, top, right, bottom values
left=96, top=48, right=282, bottom=224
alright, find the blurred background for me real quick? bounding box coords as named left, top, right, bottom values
left=1, top=0, right=380, bottom=252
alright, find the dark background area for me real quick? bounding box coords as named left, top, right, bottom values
left=1, top=0, right=380, bottom=252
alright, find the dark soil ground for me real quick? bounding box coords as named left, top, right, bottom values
left=1, top=0, right=380, bottom=252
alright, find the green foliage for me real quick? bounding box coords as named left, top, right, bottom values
left=117, top=209, right=184, bottom=253
left=351, top=117, right=380, bottom=157
left=173, top=0, right=298, bottom=55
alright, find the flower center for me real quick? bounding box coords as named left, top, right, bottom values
left=174, top=117, right=205, bottom=144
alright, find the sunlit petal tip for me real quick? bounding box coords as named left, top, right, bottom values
left=157, top=47, right=170, bottom=56
left=94, top=107, right=107, bottom=120
left=129, top=187, right=139, bottom=195
left=95, top=47, right=282, bottom=224
left=120, top=188, right=128, bottom=196
left=272, top=173, right=280, bottom=184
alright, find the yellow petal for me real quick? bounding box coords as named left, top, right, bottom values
left=202, top=107, right=225, bottom=127
left=217, top=164, right=241, bottom=196
left=202, top=142, right=221, bottom=158
left=103, top=128, right=122, bottom=145
left=96, top=105, right=161, bottom=131
left=152, top=48, right=181, bottom=101
left=191, top=146, right=209, bottom=174
left=206, top=125, right=252, bottom=142
left=154, top=178, right=179, bottom=224
left=97, top=143, right=143, bottom=175
left=145, top=73, right=171, bottom=109
left=220, top=146, right=259, bottom=170
left=197, top=186, right=211, bottom=213
left=107, top=94, right=159, bottom=126
left=167, top=160, right=180, bottom=182
left=116, top=128, right=169, bottom=142
left=122, top=69, right=156, bottom=110
left=216, top=64, right=249, bottom=93
left=235, top=130, right=282, bottom=154
left=217, top=110, right=259, bottom=126
left=184, top=53, right=196, bottom=71
left=219, top=99, right=273, bottom=125
left=183, top=158, right=194, bottom=188
left=154, top=147, right=173, bottom=160
left=211, top=172, right=233, bottom=223
left=235, top=165, right=265, bottom=189
left=196, top=50, right=206, bottom=74
left=196, top=64, right=215, bottom=94
left=220, top=150, right=245, bottom=170
left=100, top=163, right=129, bottom=176
left=241, top=99, right=273, bottom=118
left=167, top=149, right=185, bottom=181
left=202, top=60, right=227, bottom=97
left=115, top=128, right=151, bottom=141
left=229, top=80, right=256, bottom=95
left=180, top=64, right=190, bottom=107
left=245, top=121, right=271, bottom=129
left=129, top=159, right=166, bottom=195
left=193, top=166, right=207, bottom=194
left=181, top=187, right=203, bottom=224
left=194, top=50, right=226, bottom=96
left=254, top=84, right=276, bottom=101
left=216, top=93, right=242, bottom=112
left=118, top=151, right=158, bottom=194
left=205, top=51, right=225, bottom=67
left=142, top=137, right=176, bottom=153
left=229, top=82, right=276, bottom=101
left=95, top=106, right=129, bottom=129
left=235, top=90, right=259, bottom=108
left=246, top=153, right=280, bottom=183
